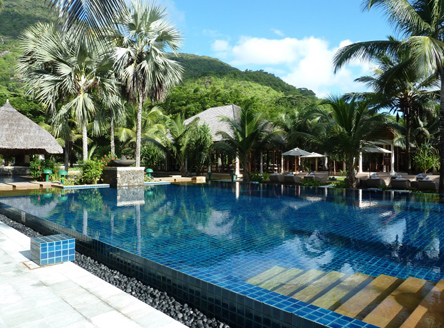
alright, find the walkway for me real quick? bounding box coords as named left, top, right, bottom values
left=0, top=222, right=186, bottom=328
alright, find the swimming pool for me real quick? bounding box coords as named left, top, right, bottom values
left=0, top=183, right=443, bottom=328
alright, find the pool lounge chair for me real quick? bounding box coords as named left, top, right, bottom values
left=269, top=174, right=284, bottom=183
left=283, top=172, right=308, bottom=184
left=390, top=178, right=411, bottom=190
left=417, top=178, right=438, bottom=191
left=303, top=171, right=328, bottom=184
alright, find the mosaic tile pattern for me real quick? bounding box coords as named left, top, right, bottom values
left=30, top=234, right=75, bottom=266
left=2, top=183, right=444, bottom=328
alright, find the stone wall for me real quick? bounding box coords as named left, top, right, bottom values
left=102, top=167, right=145, bottom=188
left=0, top=166, right=30, bottom=176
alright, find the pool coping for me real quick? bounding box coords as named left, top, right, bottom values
left=0, top=187, right=381, bottom=328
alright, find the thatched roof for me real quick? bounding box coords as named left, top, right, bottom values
left=0, top=100, right=63, bottom=155
left=184, top=104, right=240, bottom=141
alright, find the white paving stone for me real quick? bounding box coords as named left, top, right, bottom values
left=0, top=222, right=187, bottom=328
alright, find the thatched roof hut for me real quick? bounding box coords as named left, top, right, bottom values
left=184, top=104, right=240, bottom=141
left=0, top=100, right=63, bottom=155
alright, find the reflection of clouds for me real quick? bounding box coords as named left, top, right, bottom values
left=425, top=237, right=440, bottom=259
left=0, top=196, right=58, bottom=218
left=282, top=231, right=334, bottom=267
left=195, top=210, right=234, bottom=237
left=364, top=209, right=406, bottom=246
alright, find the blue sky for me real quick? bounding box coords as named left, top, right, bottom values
left=160, top=1, right=394, bottom=97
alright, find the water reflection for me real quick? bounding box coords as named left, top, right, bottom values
left=0, top=184, right=443, bottom=282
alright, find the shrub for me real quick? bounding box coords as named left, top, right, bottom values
left=301, top=178, right=322, bottom=187
left=80, top=159, right=104, bottom=184
left=30, top=155, right=57, bottom=181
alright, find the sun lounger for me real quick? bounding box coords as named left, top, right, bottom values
left=269, top=174, right=284, bottom=183
left=390, top=178, right=411, bottom=190
left=417, top=179, right=438, bottom=191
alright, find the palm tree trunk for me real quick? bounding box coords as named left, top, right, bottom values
left=135, top=93, right=143, bottom=167
left=242, top=157, right=250, bottom=182
left=405, top=112, right=411, bottom=174
left=64, top=138, right=70, bottom=170
left=438, top=68, right=444, bottom=194
left=82, top=121, right=88, bottom=162
left=347, top=156, right=356, bottom=188
left=110, top=116, right=115, bottom=156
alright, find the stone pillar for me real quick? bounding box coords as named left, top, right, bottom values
left=359, top=152, right=363, bottom=173
left=235, top=155, right=240, bottom=177
left=102, top=167, right=145, bottom=188
left=390, top=142, right=395, bottom=174
left=260, top=151, right=263, bottom=174
left=280, top=154, right=284, bottom=173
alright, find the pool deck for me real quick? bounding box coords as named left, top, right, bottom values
left=0, top=222, right=186, bottom=328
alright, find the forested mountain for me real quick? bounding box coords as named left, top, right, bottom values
left=0, top=0, right=317, bottom=121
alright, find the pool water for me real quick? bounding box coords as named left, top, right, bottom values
left=1, top=182, right=443, bottom=327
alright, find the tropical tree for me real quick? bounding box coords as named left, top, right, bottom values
left=320, top=96, right=388, bottom=188
left=18, top=23, right=120, bottom=162
left=215, top=107, right=283, bottom=182
left=349, top=39, right=437, bottom=172
left=334, top=0, right=444, bottom=192
left=158, top=114, right=199, bottom=175
left=47, top=0, right=125, bottom=35
left=188, top=124, right=213, bottom=175
left=113, top=0, right=183, bottom=167
left=116, top=104, right=166, bottom=158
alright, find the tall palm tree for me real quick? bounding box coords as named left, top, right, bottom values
left=113, top=0, right=183, bottom=167
left=18, top=23, right=120, bottom=162
left=320, top=96, right=388, bottom=188
left=215, top=107, right=283, bottom=182
left=335, top=0, right=444, bottom=192
left=47, top=0, right=125, bottom=35
left=349, top=39, right=437, bottom=172
left=116, top=104, right=166, bottom=158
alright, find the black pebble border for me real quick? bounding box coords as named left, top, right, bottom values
left=0, top=214, right=230, bottom=328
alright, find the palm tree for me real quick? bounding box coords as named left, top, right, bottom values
left=18, top=23, right=120, bottom=162
left=215, top=107, right=283, bottom=182
left=47, top=0, right=125, bottom=35
left=320, top=96, right=388, bottom=188
left=334, top=0, right=444, bottom=191
left=158, top=114, right=199, bottom=175
left=116, top=104, right=167, bottom=158
left=113, top=0, right=183, bottom=167
left=348, top=39, right=437, bottom=172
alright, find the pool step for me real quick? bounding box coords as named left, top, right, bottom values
left=258, top=267, right=304, bottom=291
left=246, top=266, right=286, bottom=285
left=291, top=271, right=346, bottom=303
left=311, top=272, right=373, bottom=310
left=399, top=279, right=444, bottom=328
left=248, top=267, right=444, bottom=328
left=335, top=274, right=403, bottom=320
left=362, top=277, right=433, bottom=327
left=273, top=269, right=326, bottom=296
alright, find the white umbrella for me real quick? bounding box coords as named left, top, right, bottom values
left=282, top=147, right=311, bottom=156
left=301, top=152, right=327, bottom=158
left=361, top=145, right=391, bottom=154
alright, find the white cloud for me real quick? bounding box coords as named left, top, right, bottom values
left=272, top=29, right=285, bottom=37
left=211, top=36, right=373, bottom=98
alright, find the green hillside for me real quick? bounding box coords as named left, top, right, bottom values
left=0, top=0, right=317, bottom=120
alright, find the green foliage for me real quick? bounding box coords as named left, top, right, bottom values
left=332, top=180, right=349, bottom=189
left=29, top=155, right=57, bottom=180
left=141, top=144, right=165, bottom=169
left=249, top=172, right=269, bottom=183
left=188, top=124, right=212, bottom=174
left=301, top=178, right=322, bottom=187
left=413, top=141, right=440, bottom=173
left=80, top=159, right=104, bottom=184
